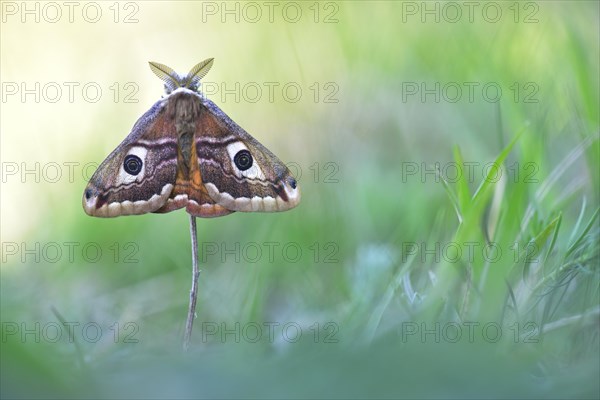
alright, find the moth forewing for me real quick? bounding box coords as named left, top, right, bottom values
left=82, top=98, right=178, bottom=217
left=194, top=97, right=300, bottom=212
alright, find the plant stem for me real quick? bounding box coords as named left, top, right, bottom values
left=183, top=215, right=199, bottom=351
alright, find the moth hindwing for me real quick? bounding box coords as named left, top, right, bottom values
left=83, top=60, right=300, bottom=218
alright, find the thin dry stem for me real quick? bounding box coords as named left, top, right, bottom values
left=183, top=215, right=199, bottom=351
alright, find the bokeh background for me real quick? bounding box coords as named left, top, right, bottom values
left=1, top=1, right=599, bottom=398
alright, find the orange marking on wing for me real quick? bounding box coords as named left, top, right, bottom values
left=187, top=134, right=232, bottom=217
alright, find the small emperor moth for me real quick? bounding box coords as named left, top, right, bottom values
left=83, top=59, right=300, bottom=217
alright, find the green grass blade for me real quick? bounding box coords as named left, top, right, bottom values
left=543, top=213, right=563, bottom=265
left=568, top=197, right=587, bottom=244
left=453, top=145, right=472, bottom=213
left=472, top=132, right=521, bottom=205
left=566, top=207, right=599, bottom=258
left=438, top=168, right=463, bottom=224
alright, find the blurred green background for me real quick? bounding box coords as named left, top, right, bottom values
left=1, top=1, right=599, bottom=398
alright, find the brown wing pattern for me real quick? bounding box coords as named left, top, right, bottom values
left=195, top=98, right=300, bottom=212
left=84, top=88, right=299, bottom=218
left=83, top=101, right=178, bottom=217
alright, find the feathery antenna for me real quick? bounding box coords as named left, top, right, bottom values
left=148, top=59, right=214, bottom=93
left=148, top=61, right=179, bottom=91
left=184, top=58, right=214, bottom=88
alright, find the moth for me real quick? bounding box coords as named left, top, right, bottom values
left=83, top=59, right=300, bottom=218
